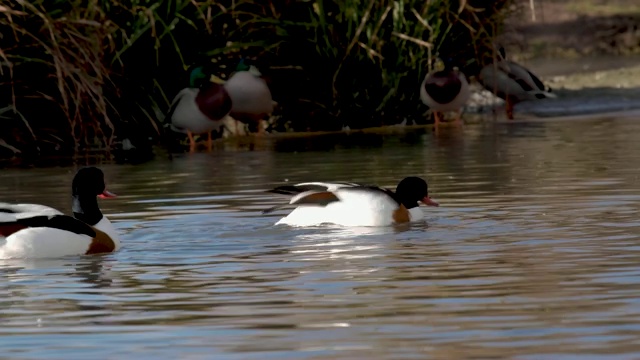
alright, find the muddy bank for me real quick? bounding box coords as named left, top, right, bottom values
left=502, top=1, right=640, bottom=59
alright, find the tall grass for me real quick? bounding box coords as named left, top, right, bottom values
left=0, top=0, right=512, bottom=157
left=1, top=0, right=116, bottom=153
left=215, top=0, right=512, bottom=130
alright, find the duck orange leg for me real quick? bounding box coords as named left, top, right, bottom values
left=257, top=119, right=266, bottom=136
left=207, top=132, right=213, bottom=152
left=234, top=119, right=240, bottom=136
left=187, top=131, right=196, bottom=153
left=455, top=109, right=463, bottom=129
left=433, top=111, right=441, bottom=135
left=506, top=99, right=514, bottom=120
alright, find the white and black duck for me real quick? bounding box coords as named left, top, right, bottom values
left=0, top=167, right=120, bottom=258
left=263, top=177, right=439, bottom=227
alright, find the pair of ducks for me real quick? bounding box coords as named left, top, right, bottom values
left=167, top=59, right=274, bottom=151
left=421, top=47, right=555, bottom=130
left=171, top=48, right=554, bottom=146
left=0, top=168, right=439, bottom=258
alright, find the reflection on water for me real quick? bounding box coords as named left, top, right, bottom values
left=1, top=118, right=640, bottom=359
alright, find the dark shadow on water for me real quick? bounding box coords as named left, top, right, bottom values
left=516, top=87, right=640, bottom=117
left=271, top=128, right=431, bottom=153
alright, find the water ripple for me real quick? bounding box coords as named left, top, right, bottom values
left=1, top=119, right=640, bottom=358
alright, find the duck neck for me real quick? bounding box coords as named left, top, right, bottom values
left=400, top=199, right=419, bottom=209
left=189, top=66, right=207, bottom=88
left=72, top=195, right=103, bottom=226
left=396, top=193, right=419, bottom=209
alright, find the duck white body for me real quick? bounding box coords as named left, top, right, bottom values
left=223, top=63, right=274, bottom=135
left=0, top=167, right=120, bottom=259
left=225, top=71, right=274, bottom=117
left=265, top=178, right=439, bottom=227
left=0, top=215, right=119, bottom=259
left=276, top=190, right=424, bottom=227
left=168, top=88, right=227, bottom=135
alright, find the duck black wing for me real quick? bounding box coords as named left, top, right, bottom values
left=263, top=181, right=364, bottom=214
left=340, top=185, right=400, bottom=205
left=0, top=203, right=96, bottom=238
left=267, top=181, right=362, bottom=195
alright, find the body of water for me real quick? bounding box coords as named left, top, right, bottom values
left=1, top=118, right=640, bottom=359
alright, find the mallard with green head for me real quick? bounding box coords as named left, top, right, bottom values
left=420, top=57, right=470, bottom=132
left=167, top=65, right=232, bottom=152
left=224, top=59, right=274, bottom=134
left=478, top=46, right=556, bottom=120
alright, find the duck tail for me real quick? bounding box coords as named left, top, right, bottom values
left=262, top=203, right=288, bottom=214
left=267, top=185, right=304, bottom=196
left=531, top=89, right=557, bottom=100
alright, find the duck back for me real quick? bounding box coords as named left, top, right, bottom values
left=276, top=188, right=402, bottom=227
left=225, top=72, right=273, bottom=116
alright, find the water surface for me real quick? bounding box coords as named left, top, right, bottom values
left=1, top=118, right=640, bottom=359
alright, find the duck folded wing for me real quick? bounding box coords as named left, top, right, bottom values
left=0, top=203, right=63, bottom=218
left=165, top=88, right=197, bottom=131
left=1, top=214, right=96, bottom=238
left=262, top=184, right=396, bottom=214
left=0, top=204, right=63, bottom=235
left=290, top=190, right=341, bottom=207
left=267, top=181, right=362, bottom=195
left=500, top=61, right=544, bottom=91
left=262, top=190, right=341, bottom=214
left=267, top=184, right=328, bottom=196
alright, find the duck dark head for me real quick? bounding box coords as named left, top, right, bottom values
left=235, top=57, right=264, bottom=77
left=72, top=167, right=116, bottom=225
left=395, top=176, right=439, bottom=209
left=188, top=65, right=209, bottom=89
left=442, top=57, right=456, bottom=70
left=431, top=57, right=455, bottom=72
left=236, top=58, right=250, bottom=72
left=72, top=167, right=115, bottom=198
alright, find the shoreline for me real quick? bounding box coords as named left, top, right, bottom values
left=2, top=107, right=639, bottom=168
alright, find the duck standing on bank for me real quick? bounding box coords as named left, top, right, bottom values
left=0, top=167, right=120, bottom=259
left=420, top=57, right=470, bottom=132
left=167, top=65, right=232, bottom=152
left=263, top=177, right=439, bottom=227
left=478, top=46, right=556, bottom=119
left=224, top=59, right=274, bottom=135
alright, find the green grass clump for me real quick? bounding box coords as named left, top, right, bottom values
left=0, top=0, right=512, bottom=158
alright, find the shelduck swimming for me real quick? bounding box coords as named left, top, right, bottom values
left=263, top=177, right=439, bottom=227
left=0, top=167, right=120, bottom=259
